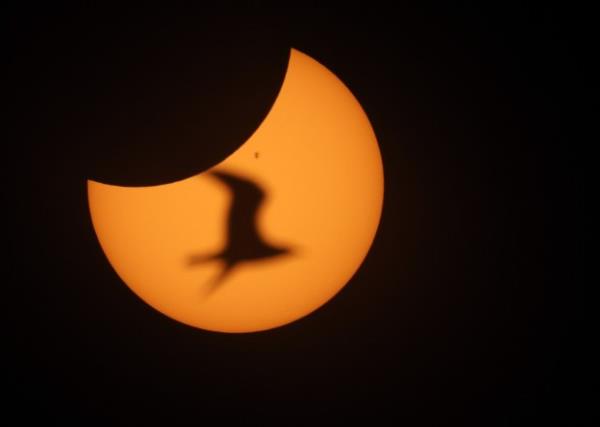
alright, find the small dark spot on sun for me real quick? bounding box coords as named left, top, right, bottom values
left=254, top=152, right=260, bottom=159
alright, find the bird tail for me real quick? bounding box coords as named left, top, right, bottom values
left=203, top=264, right=235, bottom=296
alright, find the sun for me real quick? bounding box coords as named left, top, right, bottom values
left=88, top=48, right=384, bottom=333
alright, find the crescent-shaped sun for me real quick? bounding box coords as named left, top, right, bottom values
left=88, top=48, right=384, bottom=333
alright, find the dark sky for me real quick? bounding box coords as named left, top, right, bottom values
left=6, top=5, right=584, bottom=426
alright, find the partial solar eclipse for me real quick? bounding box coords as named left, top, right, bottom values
left=88, top=49, right=384, bottom=333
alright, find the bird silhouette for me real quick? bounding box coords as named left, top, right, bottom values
left=187, top=170, right=293, bottom=294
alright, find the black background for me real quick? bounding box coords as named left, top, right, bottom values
left=7, top=5, right=584, bottom=426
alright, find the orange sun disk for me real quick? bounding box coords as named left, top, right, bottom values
left=88, top=48, right=384, bottom=333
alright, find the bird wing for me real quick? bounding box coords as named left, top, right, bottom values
left=209, top=170, right=266, bottom=249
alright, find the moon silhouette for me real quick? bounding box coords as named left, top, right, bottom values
left=87, top=48, right=384, bottom=333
